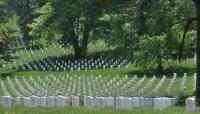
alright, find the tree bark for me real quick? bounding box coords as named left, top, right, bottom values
left=195, top=0, right=200, bottom=102
left=70, top=31, right=82, bottom=59
left=179, top=17, right=197, bottom=61
left=64, top=24, right=82, bottom=59
left=157, top=58, right=163, bottom=73
left=138, top=1, right=147, bottom=36
left=81, top=28, right=90, bottom=58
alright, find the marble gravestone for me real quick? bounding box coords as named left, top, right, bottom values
left=72, top=96, right=80, bottom=107
left=115, top=97, right=124, bottom=109
left=186, top=97, right=196, bottom=112
left=84, top=96, right=94, bottom=108
left=94, top=97, right=105, bottom=108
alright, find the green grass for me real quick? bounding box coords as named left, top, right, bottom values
left=0, top=106, right=199, bottom=114
left=0, top=43, right=198, bottom=113
left=0, top=59, right=196, bottom=98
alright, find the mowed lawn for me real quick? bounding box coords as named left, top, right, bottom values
left=0, top=106, right=200, bottom=114
left=0, top=45, right=198, bottom=114
left=0, top=59, right=199, bottom=113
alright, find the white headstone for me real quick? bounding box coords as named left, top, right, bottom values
left=144, top=98, right=153, bottom=106
left=47, top=96, right=55, bottom=107
left=154, top=98, right=163, bottom=110
left=139, top=97, right=144, bottom=107
left=56, top=96, right=64, bottom=107
left=1, top=96, right=12, bottom=107
left=124, top=97, right=132, bottom=109
left=105, top=97, right=114, bottom=107
left=39, top=97, right=47, bottom=107
left=23, top=97, right=31, bottom=107
left=94, top=97, right=105, bottom=108
left=30, top=96, right=39, bottom=107
left=16, top=97, right=23, bottom=106
left=84, top=96, right=94, bottom=108
left=115, top=97, right=124, bottom=109
left=186, top=97, right=196, bottom=112
left=132, top=97, right=139, bottom=107
left=62, top=96, right=71, bottom=107
left=72, top=96, right=79, bottom=107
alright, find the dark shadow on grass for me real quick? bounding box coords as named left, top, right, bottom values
left=13, top=48, right=133, bottom=72
left=175, top=95, right=196, bottom=106
left=126, top=66, right=195, bottom=78
left=0, top=72, right=15, bottom=79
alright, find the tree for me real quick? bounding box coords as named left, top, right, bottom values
left=10, top=0, right=48, bottom=46
left=28, top=0, right=129, bottom=59
left=0, top=26, right=9, bottom=65
left=0, top=0, right=13, bottom=66
left=135, top=34, right=167, bottom=72
left=179, top=0, right=200, bottom=102
left=194, top=0, right=200, bottom=102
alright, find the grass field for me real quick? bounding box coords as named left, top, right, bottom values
left=0, top=42, right=199, bottom=114
left=0, top=106, right=200, bottom=114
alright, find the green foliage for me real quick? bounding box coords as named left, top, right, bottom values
left=0, top=0, right=14, bottom=65
left=135, top=34, right=168, bottom=70
left=0, top=25, right=9, bottom=65
left=10, top=0, right=48, bottom=46
left=0, top=0, right=198, bottom=66
left=27, top=0, right=130, bottom=58
left=0, top=26, right=8, bottom=43
left=0, top=0, right=12, bottom=22
left=28, top=2, right=54, bottom=40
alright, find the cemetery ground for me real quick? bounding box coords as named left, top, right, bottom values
left=1, top=0, right=200, bottom=113
left=0, top=42, right=199, bottom=114
left=0, top=60, right=199, bottom=113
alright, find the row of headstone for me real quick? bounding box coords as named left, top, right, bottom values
left=0, top=95, right=78, bottom=108
left=0, top=80, right=10, bottom=96
left=84, top=96, right=153, bottom=108
left=7, top=77, right=22, bottom=97
left=163, top=73, right=177, bottom=96
left=13, top=57, right=132, bottom=71
left=14, top=77, right=31, bottom=97
left=126, top=76, right=146, bottom=96
left=0, top=76, right=153, bottom=96
left=3, top=95, right=196, bottom=111
left=154, top=97, right=174, bottom=110
left=153, top=73, right=189, bottom=111
left=1, top=75, right=144, bottom=98
left=149, top=76, right=166, bottom=97
left=116, top=75, right=137, bottom=96
left=1, top=74, right=188, bottom=99
left=3, top=39, right=68, bottom=69
left=193, top=73, right=196, bottom=92
left=165, top=73, right=188, bottom=108
left=136, top=75, right=156, bottom=96
left=179, top=73, right=187, bottom=92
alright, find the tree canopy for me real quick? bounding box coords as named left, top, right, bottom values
left=0, top=0, right=200, bottom=101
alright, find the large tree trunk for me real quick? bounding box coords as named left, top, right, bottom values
left=195, top=0, right=200, bottom=102
left=73, top=38, right=82, bottom=59
left=70, top=31, right=82, bottom=59
left=157, top=58, right=163, bottom=73
left=138, top=0, right=150, bottom=36
left=64, top=25, right=82, bottom=59
left=138, top=1, right=146, bottom=36
left=81, top=28, right=90, bottom=58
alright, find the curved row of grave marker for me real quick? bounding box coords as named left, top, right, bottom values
left=4, top=39, right=132, bottom=72
left=3, top=39, right=71, bottom=70
left=10, top=57, right=132, bottom=72
left=0, top=73, right=196, bottom=110
left=0, top=73, right=194, bottom=98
